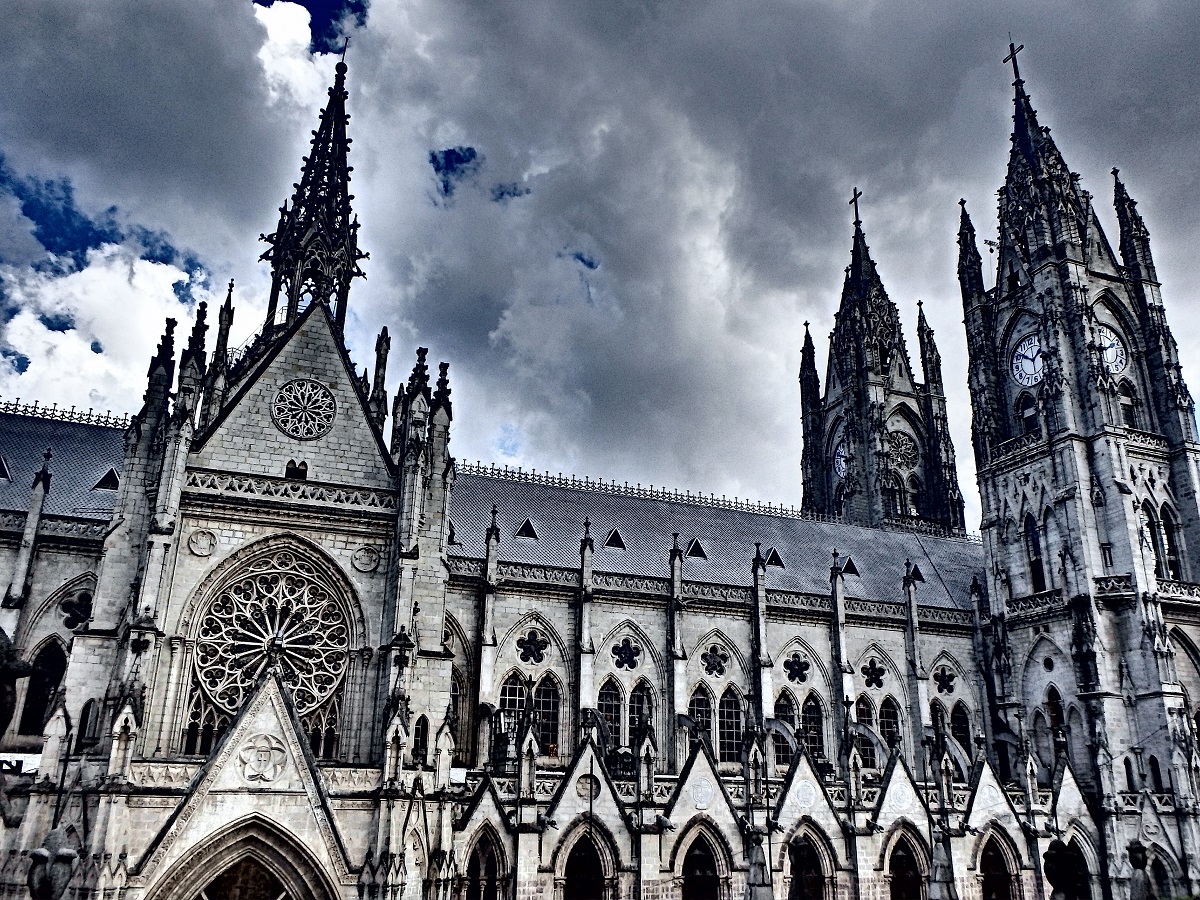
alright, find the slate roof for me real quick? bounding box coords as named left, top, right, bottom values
left=0, top=412, right=127, bottom=520
left=449, top=468, right=985, bottom=610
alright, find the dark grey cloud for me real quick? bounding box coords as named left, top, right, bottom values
left=4, top=0, right=1200, bottom=529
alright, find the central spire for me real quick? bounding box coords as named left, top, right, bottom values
left=260, top=60, right=368, bottom=338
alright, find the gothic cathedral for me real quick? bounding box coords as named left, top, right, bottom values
left=0, top=49, right=1197, bottom=900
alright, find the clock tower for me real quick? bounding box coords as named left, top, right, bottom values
left=961, top=45, right=1200, bottom=873
left=800, top=196, right=965, bottom=533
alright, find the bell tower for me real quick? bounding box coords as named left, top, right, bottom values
left=800, top=191, right=964, bottom=533
left=963, top=43, right=1200, bottom=873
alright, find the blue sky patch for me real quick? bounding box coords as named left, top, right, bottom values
left=253, top=0, right=368, bottom=54
left=492, top=423, right=524, bottom=458
left=491, top=182, right=530, bottom=202
left=430, top=147, right=481, bottom=198
left=37, top=312, right=74, bottom=333
left=1, top=349, right=30, bottom=374
left=571, top=251, right=598, bottom=270
left=90, top=341, right=103, bottom=354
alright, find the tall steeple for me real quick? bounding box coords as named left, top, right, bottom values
left=801, top=191, right=963, bottom=532
left=260, top=60, right=367, bottom=338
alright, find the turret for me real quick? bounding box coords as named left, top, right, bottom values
left=259, top=60, right=367, bottom=339
left=369, top=327, right=390, bottom=432
left=798, top=323, right=825, bottom=515
left=199, top=282, right=234, bottom=431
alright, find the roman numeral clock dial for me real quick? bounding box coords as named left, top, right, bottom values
left=1011, top=334, right=1045, bottom=387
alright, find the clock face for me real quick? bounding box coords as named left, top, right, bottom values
left=833, top=442, right=848, bottom=478
left=1096, top=325, right=1127, bottom=374
left=1011, top=334, right=1045, bottom=387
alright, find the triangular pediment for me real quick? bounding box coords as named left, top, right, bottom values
left=545, top=739, right=630, bottom=832
left=190, top=304, right=394, bottom=489
left=963, top=759, right=1023, bottom=839
left=773, top=750, right=840, bottom=841
left=131, top=674, right=353, bottom=889
left=1051, top=759, right=1092, bottom=829
left=663, top=741, right=739, bottom=832
left=871, top=751, right=930, bottom=827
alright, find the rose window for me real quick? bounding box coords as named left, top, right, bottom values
left=888, top=431, right=918, bottom=469
left=194, top=549, right=349, bottom=716
left=272, top=379, right=337, bottom=440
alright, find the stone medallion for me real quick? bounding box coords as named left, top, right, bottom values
left=239, top=733, right=288, bottom=783
left=691, top=777, right=714, bottom=810
left=187, top=529, right=217, bottom=557
left=351, top=545, right=380, bottom=573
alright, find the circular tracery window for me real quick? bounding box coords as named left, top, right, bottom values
left=194, top=549, right=349, bottom=716
left=889, top=431, right=918, bottom=469
left=271, top=379, right=336, bottom=440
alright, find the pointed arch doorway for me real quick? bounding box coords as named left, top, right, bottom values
left=682, top=838, right=720, bottom=900
left=564, top=837, right=605, bottom=900
left=192, top=858, right=287, bottom=900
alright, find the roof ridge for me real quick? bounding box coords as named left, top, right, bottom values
left=0, top=399, right=129, bottom=429
left=456, top=461, right=981, bottom=543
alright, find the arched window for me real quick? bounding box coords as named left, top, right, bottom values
left=1046, top=687, right=1065, bottom=730
left=1149, top=755, right=1165, bottom=793
left=597, top=677, right=623, bottom=746
left=1151, top=858, right=1171, bottom=900
left=1017, top=392, right=1039, bottom=435
left=498, top=674, right=527, bottom=751
left=1162, top=506, right=1183, bottom=580
left=450, top=668, right=471, bottom=765
left=1142, top=502, right=1166, bottom=579
left=882, top=472, right=906, bottom=518
left=800, top=694, right=825, bottom=759
left=411, top=715, right=428, bottom=766
left=688, top=686, right=713, bottom=749
left=534, top=677, right=561, bottom=757
left=1118, top=381, right=1138, bottom=428
left=718, top=687, right=742, bottom=763
left=629, top=680, right=653, bottom=740
left=833, top=483, right=845, bottom=517
left=950, top=701, right=971, bottom=751
left=930, top=700, right=947, bottom=736
left=879, top=697, right=902, bottom=750
left=1025, top=513, right=1046, bottom=593
left=854, top=695, right=877, bottom=769
left=284, top=459, right=308, bottom=480
left=682, top=838, right=720, bottom=900
left=564, top=837, right=605, bottom=900
left=75, top=699, right=101, bottom=752
left=908, top=475, right=923, bottom=518
left=18, top=643, right=66, bottom=736
left=774, top=692, right=796, bottom=770
left=788, top=836, right=824, bottom=900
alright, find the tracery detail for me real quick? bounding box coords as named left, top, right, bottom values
left=702, top=644, right=729, bottom=677
left=271, top=379, right=337, bottom=440
left=194, top=548, right=349, bottom=717
left=611, top=637, right=641, bottom=670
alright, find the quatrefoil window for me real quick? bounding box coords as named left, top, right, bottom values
left=611, top=638, right=641, bottom=670
left=271, top=379, right=337, bottom=440
left=933, top=666, right=956, bottom=694
left=517, top=629, right=549, bottom=664
left=861, top=658, right=886, bottom=689
left=784, top=653, right=810, bottom=683
left=61, top=590, right=93, bottom=630
left=702, top=644, right=729, bottom=677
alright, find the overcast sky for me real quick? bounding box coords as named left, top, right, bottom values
left=2, top=0, right=1199, bottom=530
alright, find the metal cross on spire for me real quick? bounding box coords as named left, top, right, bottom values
left=850, top=186, right=863, bottom=228
left=1004, top=40, right=1024, bottom=83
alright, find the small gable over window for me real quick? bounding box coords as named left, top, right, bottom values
left=765, top=548, right=785, bottom=568
left=93, top=468, right=120, bottom=491
left=0, top=457, right=10, bottom=482
left=604, top=528, right=626, bottom=549
left=686, top=538, right=707, bottom=560
left=284, top=460, right=308, bottom=481
left=516, top=518, right=539, bottom=540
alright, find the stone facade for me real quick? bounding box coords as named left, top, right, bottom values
left=0, top=51, right=1196, bottom=900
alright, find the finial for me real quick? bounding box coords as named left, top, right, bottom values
left=958, top=198, right=966, bottom=210
left=42, top=448, right=52, bottom=464
left=1003, top=40, right=1024, bottom=84
left=188, top=301, right=208, bottom=353
left=340, top=37, right=350, bottom=64
left=849, top=186, right=863, bottom=228
left=583, top=517, right=590, bottom=536
left=432, top=361, right=452, bottom=414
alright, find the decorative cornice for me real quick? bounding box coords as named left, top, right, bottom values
left=184, top=469, right=396, bottom=511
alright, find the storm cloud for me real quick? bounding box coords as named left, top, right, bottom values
left=2, top=0, right=1200, bottom=529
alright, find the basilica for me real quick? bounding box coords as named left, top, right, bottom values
left=0, top=45, right=1197, bottom=900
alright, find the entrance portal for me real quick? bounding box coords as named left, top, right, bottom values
left=889, top=838, right=922, bottom=900
left=192, top=859, right=289, bottom=900
left=681, top=839, right=720, bottom=900
left=788, top=836, right=824, bottom=900
left=564, top=838, right=605, bottom=900
left=980, top=838, right=1014, bottom=900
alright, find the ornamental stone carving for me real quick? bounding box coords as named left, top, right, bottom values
left=239, top=733, right=288, bottom=783
left=194, top=548, right=349, bottom=716
left=271, top=379, right=337, bottom=440
left=187, top=529, right=217, bottom=557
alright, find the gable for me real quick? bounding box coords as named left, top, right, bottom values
left=191, top=308, right=393, bottom=489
